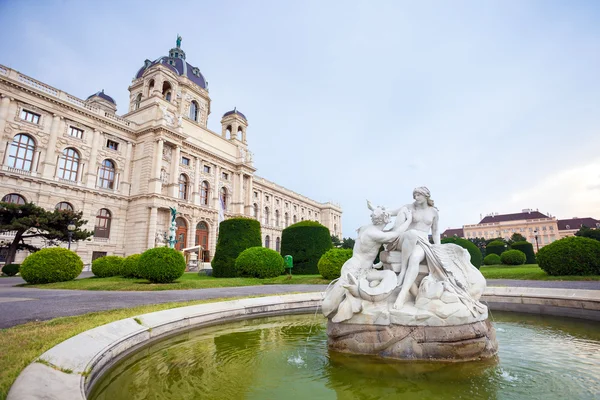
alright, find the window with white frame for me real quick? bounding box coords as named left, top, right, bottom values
left=69, top=126, right=84, bottom=139
left=20, top=109, right=40, bottom=124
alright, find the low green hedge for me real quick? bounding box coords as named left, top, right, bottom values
left=537, top=236, right=600, bottom=276
left=235, top=247, right=284, bottom=279
left=500, top=249, right=526, bottom=265
left=20, top=248, right=83, bottom=284
left=138, top=247, right=186, bottom=283
left=318, top=248, right=353, bottom=280
left=121, top=254, right=141, bottom=278
left=92, top=256, right=124, bottom=278
left=510, top=241, right=536, bottom=264
left=483, top=254, right=501, bottom=265
left=1, top=263, right=19, bottom=276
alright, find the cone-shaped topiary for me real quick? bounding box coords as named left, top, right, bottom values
left=486, top=240, right=507, bottom=256
left=212, top=218, right=262, bottom=277
left=318, top=248, right=353, bottom=280
left=483, top=253, right=501, bottom=265
left=138, top=247, right=186, bottom=283
left=20, top=248, right=83, bottom=284
left=235, top=247, right=284, bottom=278
left=537, top=236, right=600, bottom=276
left=92, top=256, right=124, bottom=277
left=121, top=254, right=142, bottom=278
left=441, top=237, right=482, bottom=269
left=280, top=221, right=333, bottom=274
left=510, top=241, right=536, bottom=264
left=500, top=249, right=526, bottom=265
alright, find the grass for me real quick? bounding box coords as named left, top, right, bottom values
left=0, top=296, right=268, bottom=400
left=480, top=264, right=600, bottom=281
left=21, top=273, right=331, bottom=291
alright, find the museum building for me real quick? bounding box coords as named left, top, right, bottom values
left=0, top=40, right=342, bottom=264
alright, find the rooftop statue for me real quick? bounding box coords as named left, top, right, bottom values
left=176, top=35, right=182, bottom=49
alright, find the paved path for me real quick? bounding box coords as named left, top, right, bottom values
left=0, top=274, right=598, bottom=329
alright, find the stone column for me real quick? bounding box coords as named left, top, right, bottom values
left=232, top=172, right=244, bottom=214
left=169, top=145, right=181, bottom=198
left=147, top=206, right=158, bottom=249
left=213, top=164, right=221, bottom=211
left=244, top=175, right=254, bottom=216
left=85, top=129, right=101, bottom=188
left=192, top=156, right=200, bottom=204
left=149, top=139, right=163, bottom=193
left=121, top=142, right=133, bottom=195
left=0, top=96, right=12, bottom=165
left=41, top=114, right=63, bottom=178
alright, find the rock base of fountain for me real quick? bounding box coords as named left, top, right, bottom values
left=327, top=319, right=498, bottom=362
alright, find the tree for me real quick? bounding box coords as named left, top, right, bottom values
left=467, top=237, right=486, bottom=258
left=0, top=202, right=92, bottom=264
left=575, top=226, right=600, bottom=242
left=331, top=235, right=342, bottom=248
left=508, top=232, right=527, bottom=245
left=341, top=237, right=355, bottom=249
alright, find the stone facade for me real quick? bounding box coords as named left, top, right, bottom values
left=0, top=44, right=341, bottom=265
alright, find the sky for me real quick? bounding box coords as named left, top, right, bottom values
left=1, top=0, right=599, bottom=238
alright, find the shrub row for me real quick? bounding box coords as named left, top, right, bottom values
left=537, top=236, right=600, bottom=276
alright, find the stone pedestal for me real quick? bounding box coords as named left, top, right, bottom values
left=327, top=319, right=498, bottom=362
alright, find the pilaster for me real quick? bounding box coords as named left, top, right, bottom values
left=121, top=142, right=133, bottom=195
left=147, top=206, right=158, bottom=249
left=0, top=96, right=12, bottom=165
left=85, top=129, right=101, bottom=188
left=169, top=145, right=181, bottom=198
left=149, top=139, right=163, bottom=193
left=192, top=156, right=200, bottom=204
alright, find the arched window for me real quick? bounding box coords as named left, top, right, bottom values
left=237, top=127, right=243, bottom=141
left=275, top=210, right=280, bottom=227
left=175, top=217, right=187, bottom=250
left=55, top=202, right=74, bottom=211
left=254, top=203, right=259, bottom=219
left=276, top=237, right=280, bottom=252
left=147, top=79, right=155, bottom=97
left=226, top=125, right=232, bottom=139
left=178, top=174, right=188, bottom=200
left=58, top=148, right=80, bottom=181
left=220, top=187, right=228, bottom=211
left=265, top=235, right=270, bottom=249
left=1, top=193, right=26, bottom=204
left=200, top=181, right=209, bottom=205
left=134, top=93, right=142, bottom=110
left=285, top=212, right=289, bottom=227
left=264, top=207, right=270, bottom=226
left=98, top=159, right=116, bottom=189
left=8, top=134, right=35, bottom=171
left=195, top=221, right=209, bottom=248
left=94, top=208, right=112, bottom=238
left=162, top=81, right=172, bottom=101
left=189, top=101, right=198, bottom=121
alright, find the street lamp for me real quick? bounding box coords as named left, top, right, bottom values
left=533, top=229, right=539, bottom=252
left=67, top=220, right=76, bottom=250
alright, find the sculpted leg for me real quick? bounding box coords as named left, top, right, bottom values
left=397, top=231, right=417, bottom=285
left=393, top=245, right=425, bottom=310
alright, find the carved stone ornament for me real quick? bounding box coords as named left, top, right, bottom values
left=160, top=105, right=175, bottom=127
left=162, top=146, right=172, bottom=161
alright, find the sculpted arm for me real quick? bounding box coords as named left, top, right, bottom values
left=431, top=210, right=441, bottom=245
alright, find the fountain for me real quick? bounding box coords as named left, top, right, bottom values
left=322, top=188, right=497, bottom=361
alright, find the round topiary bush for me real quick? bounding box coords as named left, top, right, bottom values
left=20, top=248, right=83, bottom=284
left=537, top=236, right=600, bottom=276
left=138, top=247, right=186, bottom=283
left=486, top=240, right=507, bottom=256
left=510, top=241, right=536, bottom=264
left=318, top=248, right=353, bottom=280
left=280, top=221, right=333, bottom=274
left=441, top=237, right=482, bottom=269
left=212, top=218, right=262, bottom=278
left=92, top=256, right=124, bottom=278
left=500, top=249, right=526, bottom=265
left=1, top=263, right=19, bottom=276
left=235, top=247, right=284, bottom=278
left=121, top=254, right=141, bottom=278
left=483, top=253, right=502, bottom=265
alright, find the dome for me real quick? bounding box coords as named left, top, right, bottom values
left=135, top=56, right=207, bottom=89
left=223, top=108, right=247, bottom=121
left=87, top=90, right=115, bottom=104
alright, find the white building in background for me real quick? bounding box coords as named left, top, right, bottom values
left=0, top=38, right=342, bottom=264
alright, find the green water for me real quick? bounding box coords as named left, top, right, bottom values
left=90, top=312, right=600, bottom=400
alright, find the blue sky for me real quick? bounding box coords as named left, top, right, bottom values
left=1, top=0, right=599, bottom=237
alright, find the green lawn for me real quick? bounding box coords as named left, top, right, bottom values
left=480, top=264, right=600, bottom=281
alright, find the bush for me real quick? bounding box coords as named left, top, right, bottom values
left=537, top=236, right=600, bottom=276
left=441, top=237, right=482, bottom=269
left=510, top=241, right=536, bottom=264
left=280, top=221, right=333, bottom=274
left=235, top=247, right=284, bottom=278
left=483, top=254, right=502, bottom=265
left=486, top=240, right=507, bottom=256
left=2, top=263, right=19, bottom=276
left=121, top=254, right=141, bottom=278
left=318, top=248, right=353, bottom=280
left=92, top=256, right=124, bottom=278
left=500, top=249, right=526, bottom=265
left=138, top=247, right=186, bottom=283
left=212, top=218, right=262, bottom=278
left=20, top=248, right=83, bottom=284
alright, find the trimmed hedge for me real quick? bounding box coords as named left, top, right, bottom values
left=280, top=221, right=333, bottom=274
left=121, top=254, right=142, bottom=278
left=92, top=256, right=124, bottom=278
left=483, top=254, right=502, bottom=265
left=20, top=248, right=83, bottom=284
left=500, top=249, right=526, bottom=265
left=510, top=241, right=536, bottom=264
left=138, top=247, right=186, bottom=283
left=212, top=218, right=262, bottom=277
left=441, top=237, right=482, bottom=269
left=537, top=236, right=600, bottom=276
left=318, top=248, right=353, bottom=280
left=235, top=247, right=284, bottom=278
left=486, top=240, right=507, bottom=256
left=1, top=263, right=19, bottom=276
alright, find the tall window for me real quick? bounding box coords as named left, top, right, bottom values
left=220, top=187, right=228, bottom=211
left=178, top=174, right=188, bottom=200
left=1, top=193, right=26, bottom=204
left=254, top=203, right=259, bottom=219
left=162, top=81, right=172, bottom=101
left=200, top=181, right=209, bottom=205
left=293, top=215, right=297, bottom=224
left=147, top=79, right=155, bottom=96
left=195, top=221, right=209, bottom=249
left=276, top=237, right=280, bottom=252
left=98, top=159, right=116, bottom=189
left=55, top=202, right=74, bottom=211
left=265, top=235, right=270, bottom=249
left=175, top=217, right=187, bottom=250
left=7, top=134, right=35, bottom=171
left=285, top=212, right=289, bottom=227
left=190, top=101, right=198, bottom=121
left=134, top=93, right=142, bottom=110
left=264, top=207, right=270, bottom=226
left=275, top=210, right=280, bottom=227
left=94, top=209, right=112, bottom=238
left=58, top=148, right=80, bottom=181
